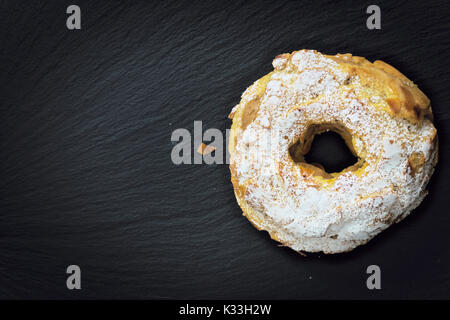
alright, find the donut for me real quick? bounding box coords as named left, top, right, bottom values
left=228, top=50, right=438, bottom=254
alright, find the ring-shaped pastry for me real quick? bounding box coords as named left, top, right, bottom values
left=228, top=50, right=438, bottom=254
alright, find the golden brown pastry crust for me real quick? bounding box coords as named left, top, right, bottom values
left=327, top=53, right=432, bottom=123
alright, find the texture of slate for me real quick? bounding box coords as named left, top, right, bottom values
left=0, top=0, right=449, bottom=299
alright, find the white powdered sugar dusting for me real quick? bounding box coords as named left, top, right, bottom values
left=230, top=50, right=437, bottom=253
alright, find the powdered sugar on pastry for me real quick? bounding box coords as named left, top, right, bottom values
left=229, top=50, right=438, bottom=254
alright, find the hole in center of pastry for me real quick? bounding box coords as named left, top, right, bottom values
left=288, top=123, right=361, bottom=178
left=304, top=131, right=358, bottom=173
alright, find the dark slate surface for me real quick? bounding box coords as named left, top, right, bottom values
left=0, top=0, right=449, bottom=299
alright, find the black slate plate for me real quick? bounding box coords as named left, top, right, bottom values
left=0, top=0, right=449, bottom=299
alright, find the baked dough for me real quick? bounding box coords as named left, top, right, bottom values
left=228, top=50, right=438, bottom=254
